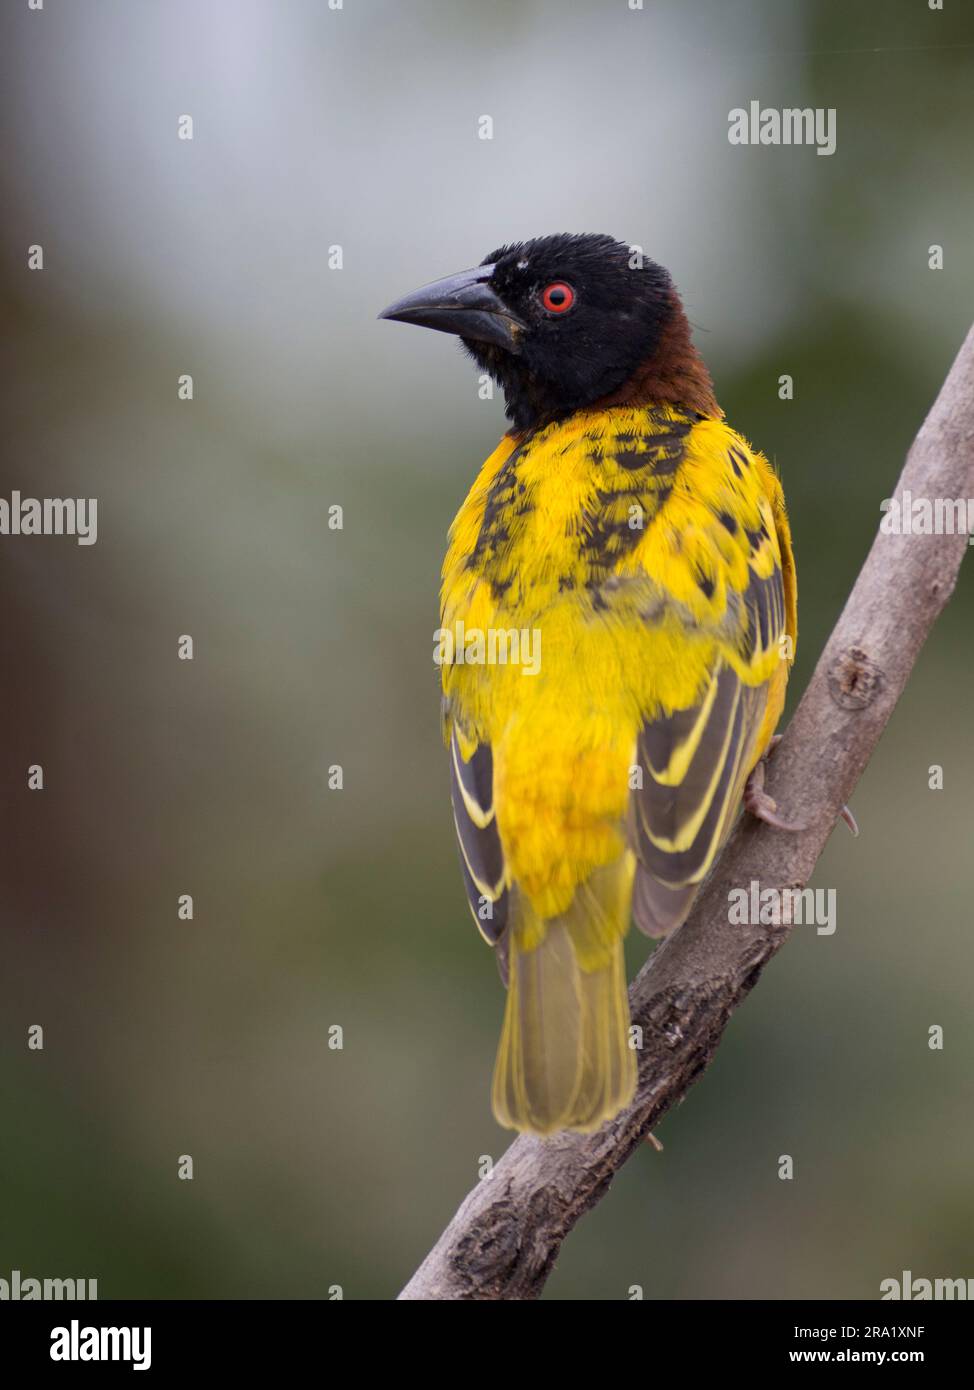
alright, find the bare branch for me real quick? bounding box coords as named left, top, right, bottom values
left=399, top=324, right=974, bottom=1301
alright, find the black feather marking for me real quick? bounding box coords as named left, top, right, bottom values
left=744, top=568, right=783, bottom=655
left=578, top=507, right=644, bottom=572
left=457, top=848, right=508, bottom=945
left=616, top=447, right=683, bottom=478
left=578, top=416, right=692, bottom=574
left=452, top=738, right=494, bottom=821
left=450, top=733, right=508, bottom=945
left=472, top=443, right=528, bottom=566
left=629, top=674, right=759, bottom=886
left=638, top=666, right=737, bottom=781
left=615, top=427, right=690, bottom=468
left=450, top=736, right=505, bottom=915
left=729, top=445, right=749, bottom=477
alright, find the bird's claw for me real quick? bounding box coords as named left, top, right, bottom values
left=744, top=753, right=804, bottom=832
left=744, top=781, right=805, bottom=832
left=745, top=737, right=859, bottom=837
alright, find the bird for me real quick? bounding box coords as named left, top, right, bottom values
left=380, top=233, right=797, bottom=1137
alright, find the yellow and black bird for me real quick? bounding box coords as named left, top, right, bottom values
left=380, top=234, right=796, bottom=1137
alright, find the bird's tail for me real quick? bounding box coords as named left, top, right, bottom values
left=491, top=860, right=637, bottom=1136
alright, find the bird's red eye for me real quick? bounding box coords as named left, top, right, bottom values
left=541, top=281, right=575, bottom=314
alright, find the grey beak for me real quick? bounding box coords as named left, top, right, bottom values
left=379, top=264, right=525, bottom=353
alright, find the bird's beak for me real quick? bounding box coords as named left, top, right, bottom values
left=378, top=264, right=524, bottom=353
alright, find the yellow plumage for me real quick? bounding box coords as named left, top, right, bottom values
left=441, top=404, right=796, bottom=1135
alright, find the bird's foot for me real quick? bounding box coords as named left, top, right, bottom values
left=745, top=736, right=859, bottom=837
left=744, top=740, right=804, bottom=832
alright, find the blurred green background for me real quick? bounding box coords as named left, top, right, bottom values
left=1, top=0, right=972, bottom=1300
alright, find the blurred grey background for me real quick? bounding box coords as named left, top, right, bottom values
left=1, top=0, right=972, bottom=1299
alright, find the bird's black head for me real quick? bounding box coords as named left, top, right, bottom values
left=380, top=233, right=711, bottom=432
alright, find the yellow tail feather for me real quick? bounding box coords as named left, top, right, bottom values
left=491, top=865, right=637, bottom=1135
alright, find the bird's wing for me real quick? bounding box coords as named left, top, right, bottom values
left=616, top=427, right=795, bottom=936
left=447, top=718, right=509, bottom=954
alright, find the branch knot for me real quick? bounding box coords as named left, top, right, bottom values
left=827, top=646, right=884, bottom=710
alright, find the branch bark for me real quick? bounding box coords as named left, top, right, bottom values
left=399, top=324, right=974, bottom=1301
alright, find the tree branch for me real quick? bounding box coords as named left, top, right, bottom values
left=399, top=324, right=974, bottom=1301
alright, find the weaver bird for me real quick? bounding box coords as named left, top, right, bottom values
left=380, top=234, right=796, bottom=1136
